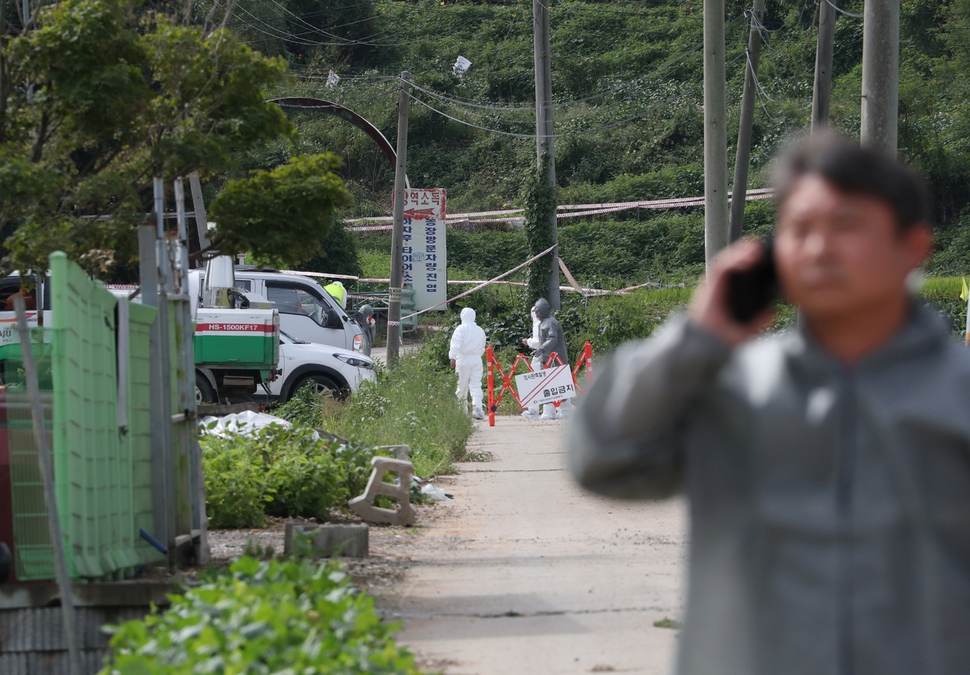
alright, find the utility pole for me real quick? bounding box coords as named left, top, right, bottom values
left=387, top=71, right=410, bottom=366
left=704, top=0, right=729, bottom=266
left=533, top=0, right=560, bottom=310
left=21, top=0, right=28, bottom=29
left=860, top=0, right=899, bottom=156
left=188, top=171, right=211, bottom=259
left=729, top=0, right=765, bottom=243
left=812, top=0, right=837, bottom=132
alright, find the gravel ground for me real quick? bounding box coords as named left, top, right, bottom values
left=204, top=501, right=455, bottom=594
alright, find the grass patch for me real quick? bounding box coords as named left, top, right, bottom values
left=358, top=248, right=391, bottom=279
left=920, top=276, right=965, bottom=338
left=275, top=336, right=474, bottom=477
left=320, top=347, right=474, bottom=477
left=653, top=617, right=682, bottom=629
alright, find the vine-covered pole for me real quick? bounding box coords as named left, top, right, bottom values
left=533, top=0, right=560, bottom=309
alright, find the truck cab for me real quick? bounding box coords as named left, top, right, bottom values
left=0, top=275, right=50, bottom=366
left=215, top=268, right=363, bottom=353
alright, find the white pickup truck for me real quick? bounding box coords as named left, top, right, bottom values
left=195, top=330, right=376, bottom=404
left=190, top=267, right=365, bottom=354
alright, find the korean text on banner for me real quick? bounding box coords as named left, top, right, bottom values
left=400, top=189, right=448, bottom=312
left=515, top=365, right=577, bottom=407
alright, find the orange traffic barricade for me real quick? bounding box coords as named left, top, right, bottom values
left=485, top=341, right=593, bottom=426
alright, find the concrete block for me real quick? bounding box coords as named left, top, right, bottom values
left=348, top=456, right=416, bottom=526
left=284, top=523, right=369, bottom=558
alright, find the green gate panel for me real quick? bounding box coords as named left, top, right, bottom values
left=9, top=253, right=167, bottom=580
left=127, top=302, right=163, bottom=566
left=7, top=389, right=56, bottom=581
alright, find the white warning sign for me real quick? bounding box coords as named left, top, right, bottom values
left=515, top=365, right=577, bottom=407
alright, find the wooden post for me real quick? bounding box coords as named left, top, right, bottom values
left=704, top=0, right=729, bottom=266
left=811, top=0, right=837, bottom=132
left=387, top=72, right=411, bottom=366
left=729, top=0, right=766, bottom=242
left=860, top=0, right=900, bottom=156
left=15, top=296, right=81, bottom=675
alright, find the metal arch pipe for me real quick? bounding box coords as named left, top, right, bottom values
left=268, top=97, right=410, bottom=189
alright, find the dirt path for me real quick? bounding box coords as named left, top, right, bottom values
left=376, top=416, right=690, bottom=675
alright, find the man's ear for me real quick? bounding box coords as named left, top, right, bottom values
left=903, top=223, right=934, bottom=269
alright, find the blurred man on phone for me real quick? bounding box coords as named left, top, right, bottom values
left=569, top=134, right=970, bottom=674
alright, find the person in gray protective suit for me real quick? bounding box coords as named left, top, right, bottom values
left=522, top=298, right=573, bottom=420
left=351, top=304, right=376, bottom=357
left=568, top=134, right=970, bottom=675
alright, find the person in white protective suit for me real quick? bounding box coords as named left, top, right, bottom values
left=449, top=307, right=487, bottom=420
left=521, top=305, right=547, bottom=420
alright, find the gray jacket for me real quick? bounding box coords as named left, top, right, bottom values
left=351, top=305, right=375, bottom=357
left=534, top=298, right=568, bottom=367
left=568, top=304, right=970, bottom=675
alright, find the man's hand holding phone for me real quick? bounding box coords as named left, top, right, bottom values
left=689, top=239, right=779, bottom=347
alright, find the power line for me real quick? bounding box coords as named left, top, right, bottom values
left=821, top=0, right=863, bottom=19
left=275, top=85, right=400, bottom=107
left=408, top=81, right=537, bottom=112
left=231, top=0, right=413, bottom=47
left=405, top=88, right=687, bottom=139
left=252, top=0, right=402, bottom=44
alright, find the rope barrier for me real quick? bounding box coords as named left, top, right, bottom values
left=282, top=257, right=687, bottom=302
left=347, top=188, right=776, bottom=229
left=398, top=244, right=558, bottom=321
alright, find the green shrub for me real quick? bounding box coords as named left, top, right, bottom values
left=262, top=428, right=346, bottom=521
left=559, top=286, right=694, bottom=354
left=201, top=426, right=382, bottom=528
left=272, top=382, right=329, bottom=427
left=201, top=433, right=275, bottom=528
left=100, top=557, right=420, bottom=675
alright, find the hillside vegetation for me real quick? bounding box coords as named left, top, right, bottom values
left=221, top=0, right=970, bottom=280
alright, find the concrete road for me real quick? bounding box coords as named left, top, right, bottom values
left=380, top=416, right=689, bottom=675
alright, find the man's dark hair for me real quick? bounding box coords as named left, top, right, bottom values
left=773, top=133, right=931, bottom=228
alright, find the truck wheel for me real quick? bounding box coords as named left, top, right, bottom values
left=290, top=374, right=341, bottom=401
left=196, top=373, right=217, bottom=405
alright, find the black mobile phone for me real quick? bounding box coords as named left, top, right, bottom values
left=725, top=239, right=779, bottom=324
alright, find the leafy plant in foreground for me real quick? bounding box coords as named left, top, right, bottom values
left=100, top=557, right=421, bottom=675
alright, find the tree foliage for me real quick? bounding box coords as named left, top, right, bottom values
left=0, top=0, right=299, bottom=276
left=208, top=153, right=353, bottom=266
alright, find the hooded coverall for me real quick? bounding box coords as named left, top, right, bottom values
left=352, top=304, right=376, bottom=356
left=525, top=298, right=573, bottom=420
left=449, top=307, right=487, bottom=418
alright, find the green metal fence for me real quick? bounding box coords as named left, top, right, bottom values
left=6, top=253, right=164, bottom=580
